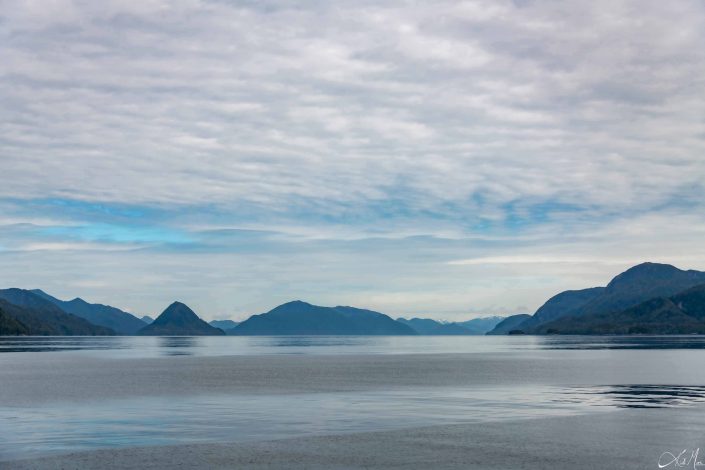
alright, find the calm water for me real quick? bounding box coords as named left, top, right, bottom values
left=3, top=335, right=705, bottom=462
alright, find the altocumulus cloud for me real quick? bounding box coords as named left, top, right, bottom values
left=1, top=0, right=705, bottom=319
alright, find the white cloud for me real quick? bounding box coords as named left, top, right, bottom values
left=1, top=0, right=705, bottom=317
left=1, top=0, right=703, bottom=213
left=447, top=255, right=629, bottom=266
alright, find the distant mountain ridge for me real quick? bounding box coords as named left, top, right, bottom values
left=396, top=317, right=445, bottom=334
left=137, top=302, right=225, bottom=336
left=6, top=262, right=705, bottom=337
left=209, top=319, right=239, bottom=330
left=0, top=289, right=115, bottom=336
left=457, top=316, right=505, bottom=334
left=31, top=289, right=146, bottom=335
left=397, top=316, right=504, bottom=335
left=486, top=314, right=532, bottom=335
left=506, top=262, right=705, bottom=335
left=229, top=301, right=415, bottom=335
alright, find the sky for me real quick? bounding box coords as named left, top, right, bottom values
left=1, top=0, right=705, bottom=321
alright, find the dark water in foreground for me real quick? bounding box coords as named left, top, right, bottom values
left=3, top=335, right=705, bottom=462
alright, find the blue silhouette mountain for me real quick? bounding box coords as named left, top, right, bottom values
left=229, top=301, right=415, bottom=335
left=0, top=289, right=115, bottom=335
left=137, top=302, right=225, bottom=336
left=31, top=289, right=145, bottom=335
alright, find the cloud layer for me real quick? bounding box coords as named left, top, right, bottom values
left=1, top=0, right=705, bottom=319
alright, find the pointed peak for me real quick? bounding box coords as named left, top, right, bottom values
left=150, top=301, right=201, bottom=324
left=138, top=301, right=223, bottom=335
left=160, top=301, right=196, bottom=316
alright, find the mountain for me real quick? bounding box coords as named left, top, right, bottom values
left=516, top=287, right=605, bottom=331
left=508, top=263, right=705, bottom=334
left=141, top=316, right=154, bottom=324
left=670, top=283, right=705, bottom=320
left=229, top=301, right=416, bottom=335
left=31, top=289, right=145, bottom=335
left=533, top=284, right=705, bottom=334
left=457, top=316, right=505, bottom=334
left=486, top=314, right=532, bottom=335
left=0, top=290, right=115, bottom=335
left=137, top=302, right=225, bottom=336
left=572, top=263, right=705, bottom=318
left=209, top=319, right=239, bottom=330
left=0, top=303, right=30, bottom=335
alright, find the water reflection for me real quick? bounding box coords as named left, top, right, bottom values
left=538, top=336, right=705, bottom=350
left=0, top=336, right=126, bottom=353
left=158, top=337, right=199, bottom=356
left=254, top=335, right=378, bottom=350
left=560, top=385, right=705, bottom=408
left=5, top=335, right=705, bottom=357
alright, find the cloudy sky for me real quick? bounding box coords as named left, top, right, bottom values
left=1, top=0, right=704, bottom=320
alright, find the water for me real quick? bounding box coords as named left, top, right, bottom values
left=3, top=335, right=705, bottom=462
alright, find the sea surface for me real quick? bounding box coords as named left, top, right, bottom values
left=3, top=335, right=705, bottom=463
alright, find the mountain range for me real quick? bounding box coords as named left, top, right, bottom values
left=0, top=289, right=115, bottom=335
left=396, top=316, right=504, bottom=335
left=31, top=289, right=146, bottom=335
left=487, top=262, right=705, bottom=335
left=4, top=262, right=705, bottom=337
